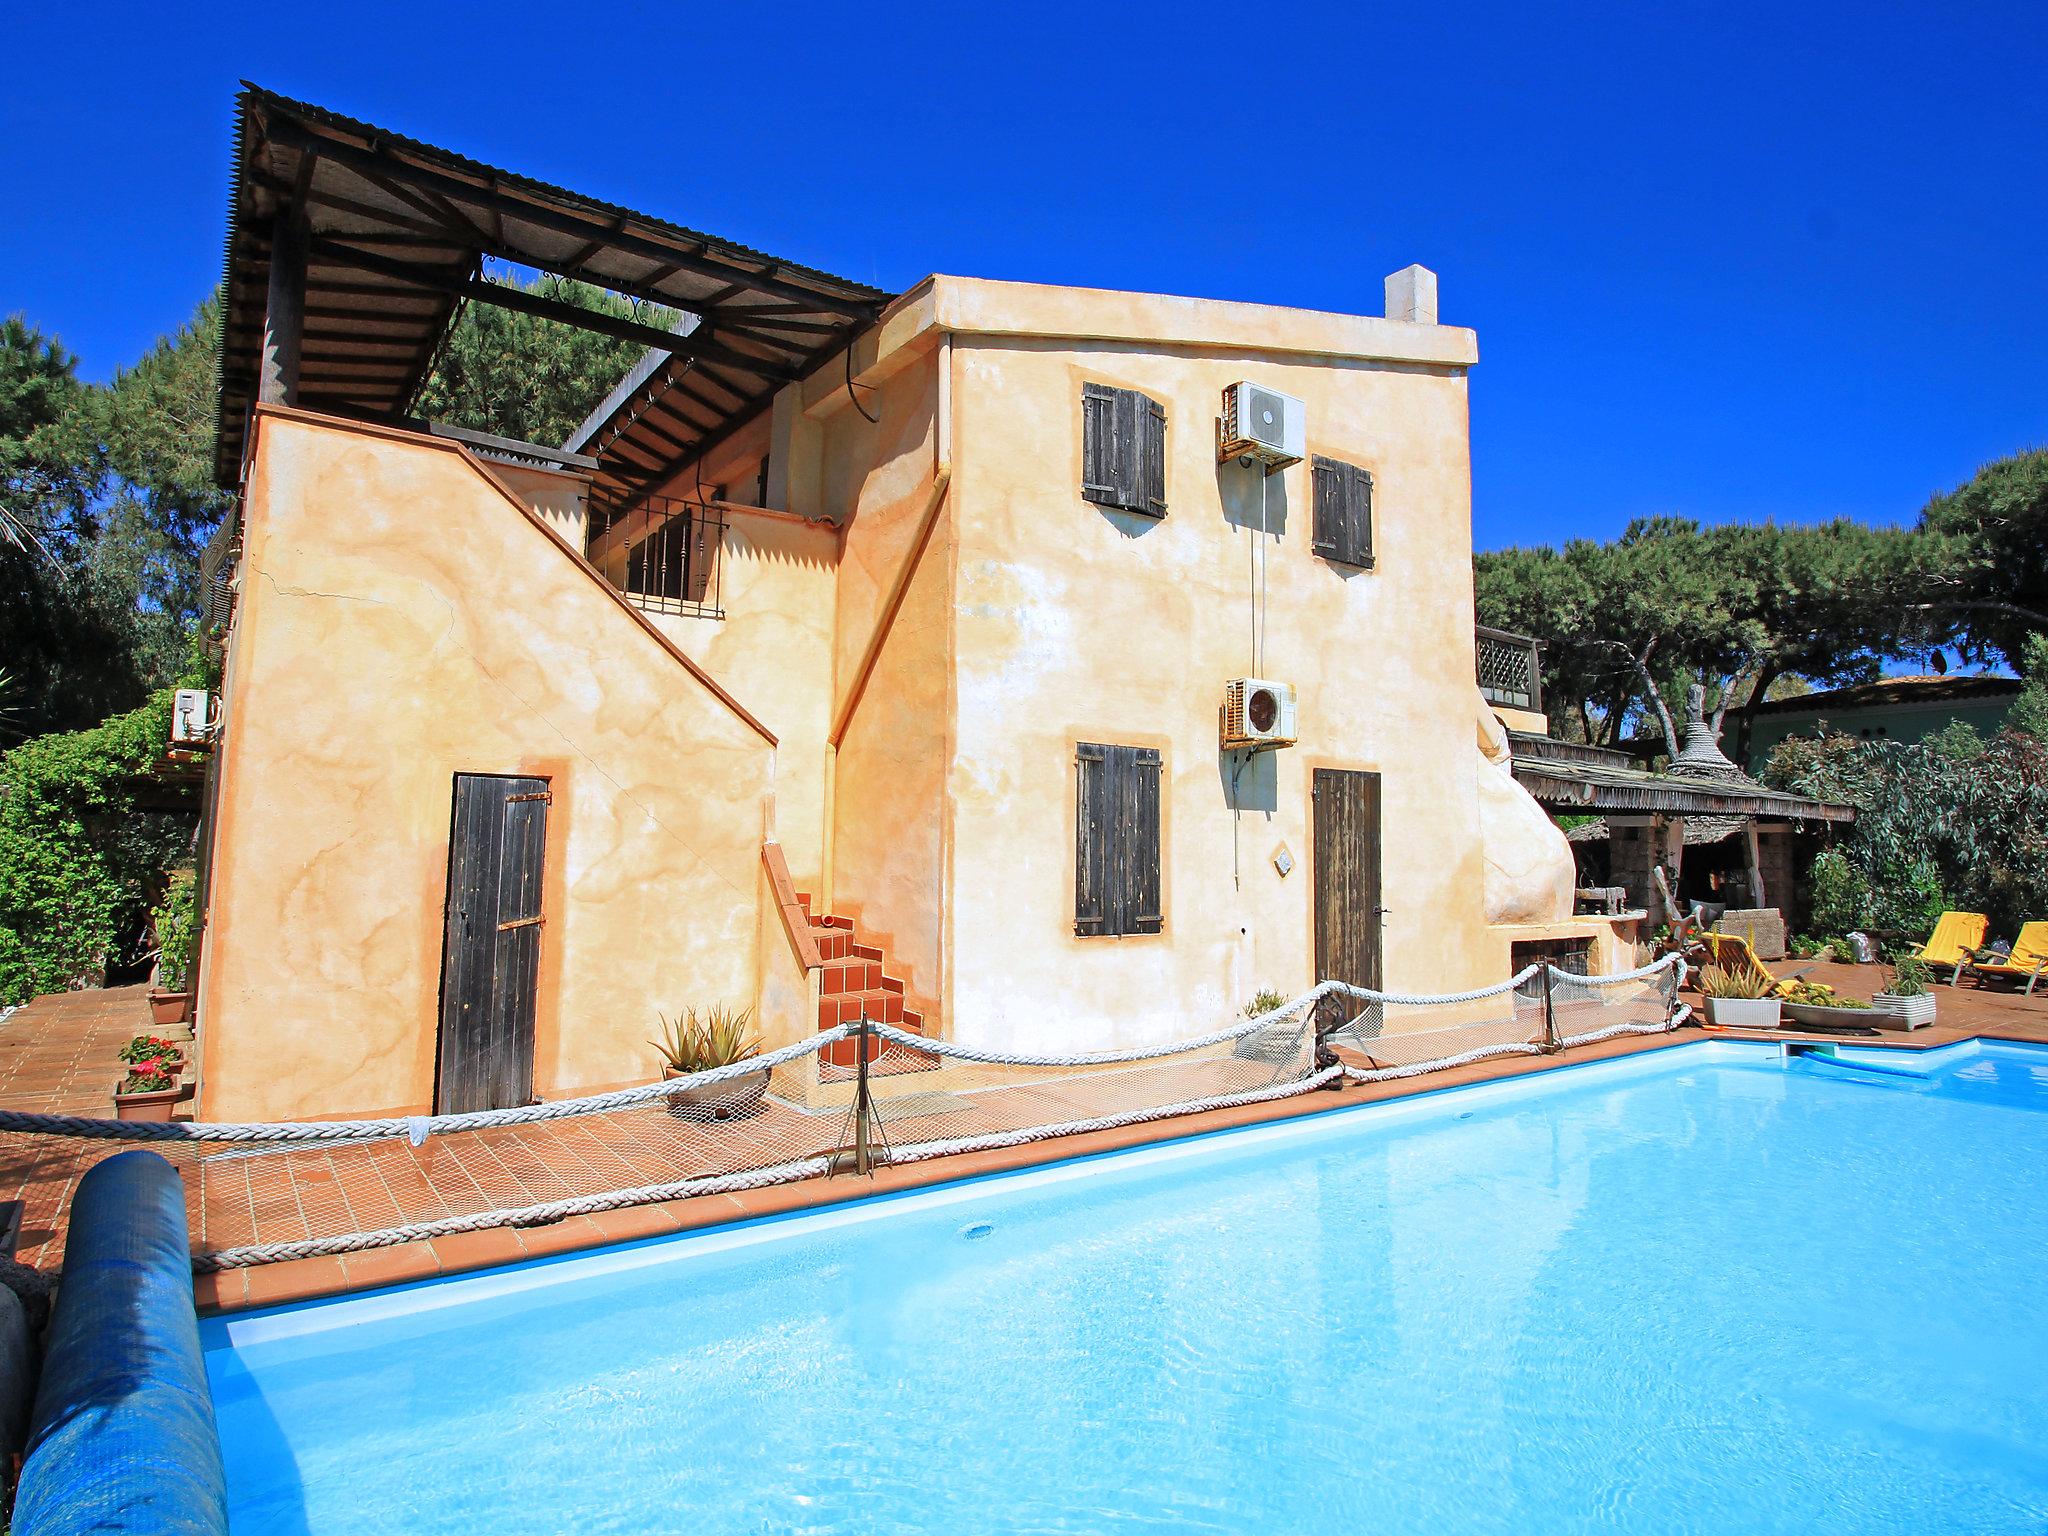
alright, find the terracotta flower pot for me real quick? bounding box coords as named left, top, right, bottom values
left=147, top=989, right=191, bottom=1028
left=113, top=1082, right=185, bottom=1122
left=661, top=1064, right=769, bottom=1121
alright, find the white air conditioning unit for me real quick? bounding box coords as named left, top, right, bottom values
left=1218, top=381, right=1306, bottom=472
left=170, top=688, right=216, bottom=746
left=1221, top=678, right=1298, bottom=751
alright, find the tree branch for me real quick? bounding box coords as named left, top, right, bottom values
left=1711, top=653, right=1765, bottom=735
left=1901, top=599, right=2048, bottom=627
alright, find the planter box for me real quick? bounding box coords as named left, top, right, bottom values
left=1782, top=1002, right=1881, bottom=1033
left=661, top=1065, right=769, bottom=1121
left=146, top=989, right=191, bottom=1028
left=113, top=1083, right=184, bottom=1122
left=1705, top=996, right=1782, bottom=1029
left=1872, top=992, right=1937, bottom=1030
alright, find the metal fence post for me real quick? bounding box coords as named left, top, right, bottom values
left=1540, top=965, right=1561, bottom=1053
left=852, top=1019, right=874, bottom=1174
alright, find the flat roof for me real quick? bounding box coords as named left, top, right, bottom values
left=1750, top=674, right=2022, bottom=716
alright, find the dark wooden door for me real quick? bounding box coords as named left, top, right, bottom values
left=435, top=774, right=548, bottom=1113
left=1312, top=768, right=1384, bottom=1024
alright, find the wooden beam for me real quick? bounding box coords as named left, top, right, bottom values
left=260, top=208, right=307, bottom=405
left=305, top=237, right=801, bottom=383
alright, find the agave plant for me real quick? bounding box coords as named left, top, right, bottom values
left=651, top=1004, right=761, bottom=1075
left=1242, top=987, right=1290, bottom=1019
left=1700, top=963, right=1774, bottom=1001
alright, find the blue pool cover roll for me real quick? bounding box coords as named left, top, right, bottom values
left=14, top=1150, right=227, bottom=1536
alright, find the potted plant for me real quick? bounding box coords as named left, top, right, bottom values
left=120, top=1035, right=186, bottom=1077
left=652, top=1004, right=766, bottom=1119
left=1873, top=957, right=1937, bottom=1030
left=1701, top=963, right=1782, bottom=1029
left=146, top=871, right=198, bottom=1026
left=113, top=1058, right=184, bottom=1122
left=1777, top=980, right=1879, bottom=1032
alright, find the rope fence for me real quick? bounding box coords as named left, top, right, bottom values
left=0, top=957, right=1686, bottom=1272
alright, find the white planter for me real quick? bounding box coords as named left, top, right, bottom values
left=1705, top=996, right=1782, bottom=1029
left=1872, top=992, right=1936, bottom=1030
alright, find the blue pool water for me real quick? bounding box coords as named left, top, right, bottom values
left=203, top=1041, right=2048, bottom=1533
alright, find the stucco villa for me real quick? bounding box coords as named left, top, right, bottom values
left=189, top=88, right=1626, bottom=1123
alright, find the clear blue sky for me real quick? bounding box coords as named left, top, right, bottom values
left=4, top=1, right=2042, bottom=550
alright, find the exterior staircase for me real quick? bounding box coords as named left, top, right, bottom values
left=794, top=892, right=938, bottom=1078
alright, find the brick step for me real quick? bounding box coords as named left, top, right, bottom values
left=851, top=942, right=882, bottom=961
left=819, top=988, right=904, bottom=1028
left=820, top=958, right=882, bottom=994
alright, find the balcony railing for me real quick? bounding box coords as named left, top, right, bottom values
left=1476, top=626, right=1544, bottom=714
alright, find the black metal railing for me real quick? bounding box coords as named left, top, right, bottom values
left=588, top=494, right=725, bottom=619
left=1476, top=626, right=1544, bottom=713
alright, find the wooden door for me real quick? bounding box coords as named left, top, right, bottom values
left=435, top=774, right=548, bottom=1113
left=1312, top=768, right=1384, bottom=1026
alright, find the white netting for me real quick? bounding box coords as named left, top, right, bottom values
left=0, top=958, right=1685, bottom=1270
left=0, top=1031, right=862, bottom=1271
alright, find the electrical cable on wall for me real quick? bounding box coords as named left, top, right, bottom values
left=845, top=343, right=880, bottom=424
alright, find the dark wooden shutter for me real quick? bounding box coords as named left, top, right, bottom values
left=1346, top=463, right=1374, bottom=565
left=1081, top=384, right=1119, bottom=507
left=1081, top=384, right=1167, bottom=517
left=1075, top=743, right=1163, bottom=936
left=1312, top=456, right=1374, bottom=567
left=1075, top=743, right=1109, bottom=935
left=1124, top=747, right=1163, bottom=932
left=1137, top=394, right=1167, bottom=517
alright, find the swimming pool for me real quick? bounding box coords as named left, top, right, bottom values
left=203, top=1040, right=2048, bottom=1533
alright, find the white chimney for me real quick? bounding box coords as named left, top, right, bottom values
left=1385, top=265, right=1439, bottom=325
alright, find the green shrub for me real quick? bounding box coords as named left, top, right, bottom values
left=1806, top=849, right=1863, bottom=937
left=2008, top=634, right=2048, bottom=742
left=0, top=691, right=189, bottom=1004
left=149, top=867, right=197, bottom=991
left=1767, top=729, right=2048, bottom=937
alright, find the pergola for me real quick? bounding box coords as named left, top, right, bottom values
left=1510, top=688, right=1853, bottom=942
left=214, top=85, right=893, bottom=509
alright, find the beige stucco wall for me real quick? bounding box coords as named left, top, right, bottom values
left=821, top=350, right=950, bottom=1026
left=939, top=312, right=1513, bottom=1052
left=640, top=507, right=839, bottom=887
left=197, top=411, right=776, bottom=1120
left=492, top=460, right=588, bottom=551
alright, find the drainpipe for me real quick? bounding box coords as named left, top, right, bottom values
left=821, top=333, right=952, bottom=908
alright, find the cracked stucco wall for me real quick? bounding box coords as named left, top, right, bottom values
left=196, top=415, right=775, bottom=1121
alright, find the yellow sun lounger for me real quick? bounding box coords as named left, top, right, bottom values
left=1916, top=911, right=1989, bottom=975
left=1960, top=921, right=2048, bottom=994
left=1692, top=931, right=1824, bottom=1001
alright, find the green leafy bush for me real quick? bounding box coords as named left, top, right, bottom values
left=1883, top=957, right=1934, bottom=998
left=0, top=691, right=189, bottom=1004
left=2010, top=634, right=2048, bottom=742
left=149, top=867, right=197, bottom=991
left=1765, top=729, right=2048, bottom=937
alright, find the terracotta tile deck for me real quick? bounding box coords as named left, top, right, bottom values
left=4, top=964, right=2047, bottom=1316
